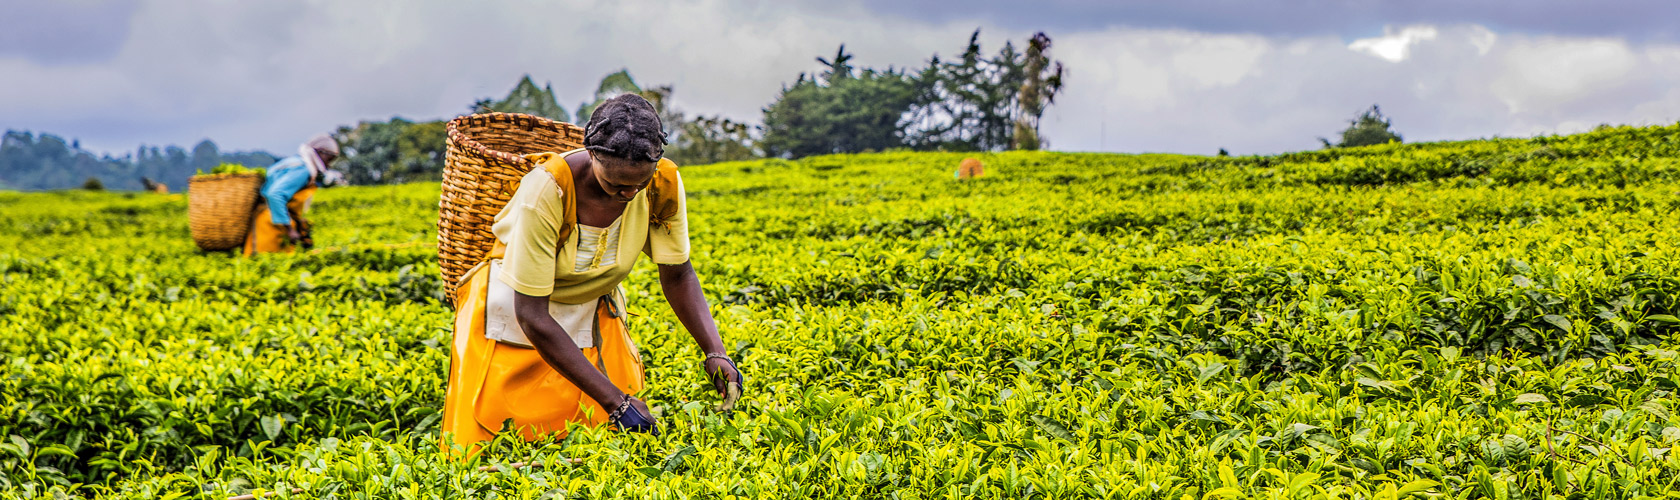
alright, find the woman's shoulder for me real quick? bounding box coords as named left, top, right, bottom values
left=270, top=156, right=305, bottom=169
left=512, top=163, right=564, bottom=206
left=654, top=158, right=681, bottom=185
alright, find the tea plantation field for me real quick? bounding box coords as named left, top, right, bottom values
left=3, top=124, right=1680, bottom=498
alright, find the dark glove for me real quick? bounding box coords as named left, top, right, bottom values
left=609, top=396, right=660, bottom=435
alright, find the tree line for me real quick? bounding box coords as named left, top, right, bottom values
left=0, top=27, right=1407, bottom=192
left=4, top=29, right=1074, bottom=191
left=0, top=132, right=275, bottom=191
left=762, top=31, right=1065, bottom=157
left=340, top=29, right=1070, bottom=183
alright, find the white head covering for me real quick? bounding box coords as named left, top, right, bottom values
left=299, top=134, right=340, bottom=182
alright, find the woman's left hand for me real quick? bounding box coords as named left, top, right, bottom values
left=704, top=356, right=745, bottom=411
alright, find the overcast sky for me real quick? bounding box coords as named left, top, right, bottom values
left=4, top=0, right=1679, bottom=157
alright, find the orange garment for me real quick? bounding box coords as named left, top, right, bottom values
left=242, top=185, right=317, bottom=256
left=440, top=152, right=682, bottom=454
left=957, top=158, right=985, bottom=179
left=439, top=264, right=645, bottom=453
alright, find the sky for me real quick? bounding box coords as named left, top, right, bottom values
left=3, top=0, right=1680, bottom=157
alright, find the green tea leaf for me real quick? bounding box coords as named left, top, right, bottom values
left=8, top=435, right=28, bottom=457
left=1031, top=414, right=1076, bottom=441
left=259, top=415, right=284, bottom=442
left=1564, top=393, right=1606, bottom=407
left=661, top=445, right=698, bottom=474
left=1395, top=479, right=1440, bottom=497
left=1641, top=400, right=1672, bottom=421
left=1541, top=314, right=1572, bottom=333
left=1196, top=362, right=1227, bottom=384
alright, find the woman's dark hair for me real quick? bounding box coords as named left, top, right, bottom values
left=583, top=94, right=666, bottom=163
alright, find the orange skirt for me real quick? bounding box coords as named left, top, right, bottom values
left=439, top=264, right=646, bottom=453
left=243, top=186, right=317, bottom=256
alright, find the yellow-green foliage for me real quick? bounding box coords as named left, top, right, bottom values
left=2, top=124, right=1680, bottom=498
left=195, top=163, right=267, bottom=178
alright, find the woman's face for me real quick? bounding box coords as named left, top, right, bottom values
left=589, top=153, right=657, bottom=203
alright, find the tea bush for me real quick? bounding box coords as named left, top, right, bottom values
left=3, top=125, right=1679, bottom=498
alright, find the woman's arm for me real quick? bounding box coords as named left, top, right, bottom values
left=658, top=261, right=725, bottom=354
left=512, top=292, right=640, bottom=413
left=658, top=261, right=742, bottom=398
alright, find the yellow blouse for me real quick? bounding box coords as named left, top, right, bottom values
left=490, top=149, right=689, bottom=304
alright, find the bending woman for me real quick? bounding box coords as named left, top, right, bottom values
left=441, top=94, right=744, bottom=449
left=244, top=134, right=344, bottom=255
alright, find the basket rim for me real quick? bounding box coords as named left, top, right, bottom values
left=446, top=112, right=583, bottom=172
left=188, top=172, right=266, bottom=184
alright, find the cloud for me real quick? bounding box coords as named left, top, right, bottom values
left=1037, top=24, right=1680, bottom=154
left=853, top=0, right=1680, bottom=41
left=0, top=0, right=141, bottom=64
left=2, top=0, right=1680, bottom=159
left=1349, top=26, right=1440, bottom=62
left=1, top=0, right=1003, bottom=154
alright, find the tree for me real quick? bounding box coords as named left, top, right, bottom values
left=333, top=118, right=448, bottom=184
left=759, top=31, right=1067, bottom=159
left=474, top=75, right=570, bottom=122
left=760, top=48, right=921, bottom=158
left=1013, top=32, right=1065, bottom=151
left=817, top=45, right=855, bottom=81
left=190, top=139, right=220, bottom=173
left=1322, top=105, right=1402, bottom=148
left=903, top=29, right=1062, bottom=152
left=220, top=151, right=279, bottom=170
left=0, top=129, right=278, bottom=191
left=666, top=116, right=759, bottom=166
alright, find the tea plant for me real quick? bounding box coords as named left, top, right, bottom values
left=2, top=124, right=1679, bottom=498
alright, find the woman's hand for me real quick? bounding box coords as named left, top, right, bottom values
left=704, top=355, right=745, bottom=411
left=611, top=396, right=660, bottom=435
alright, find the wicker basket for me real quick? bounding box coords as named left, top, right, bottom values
left=439, top=113, right=585, bottom=307
left=187, top=172, right=265, bottom=251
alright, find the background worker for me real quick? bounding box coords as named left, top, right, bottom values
left=243, top=134, right=345, bottom=255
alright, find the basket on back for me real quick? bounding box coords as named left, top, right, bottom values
left=187, top=173, right=265, bottom=251
left=439, top=113, right=585, bottom=307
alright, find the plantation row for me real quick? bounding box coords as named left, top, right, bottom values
left=2, top=124, right=1679, bottom=498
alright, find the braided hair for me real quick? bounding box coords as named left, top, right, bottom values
left=583, top=94, right=666, bottom=163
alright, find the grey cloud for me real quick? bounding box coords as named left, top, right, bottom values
left=1039, top=25, right=1680, bottom=155
left=4, top=0, right=1680, bottom=160
left=0, top=0, right=141, bottom=64
left=855, top=0, right=1680, bottom=41
left=4, top=0, right=976, bottom=154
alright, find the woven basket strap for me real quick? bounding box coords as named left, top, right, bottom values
left=544, top=156, right=579, bottom=255
left=483, top=154, right=578, bottom=262
left=646, top=159, right=681, bottom=231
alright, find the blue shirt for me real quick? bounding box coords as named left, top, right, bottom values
left=261, top=156, right=313, bottom=226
